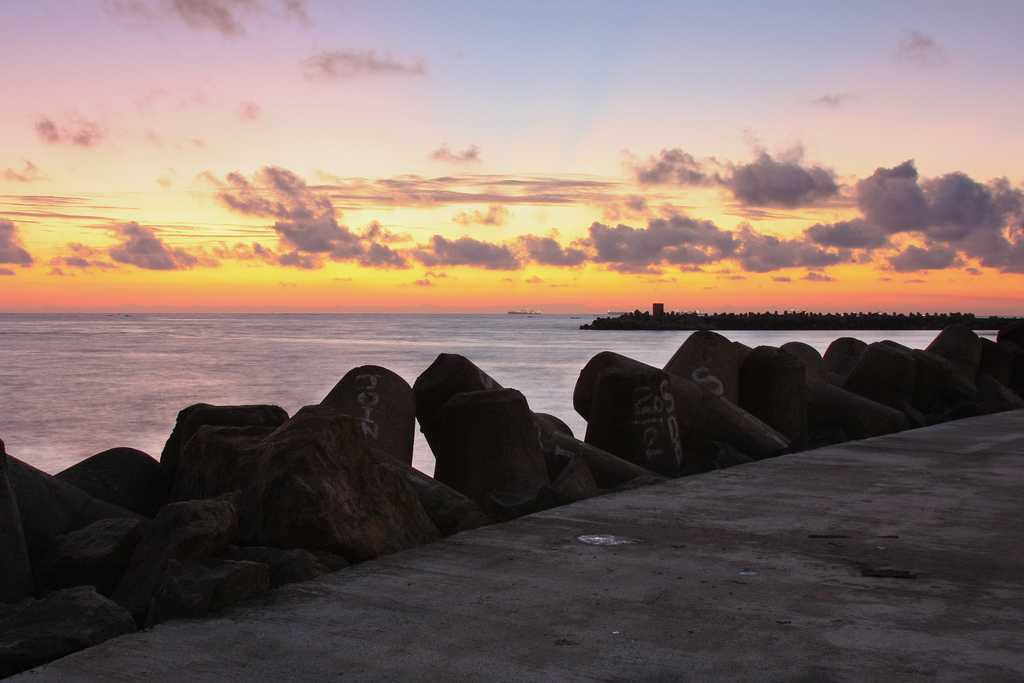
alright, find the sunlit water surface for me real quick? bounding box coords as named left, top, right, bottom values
left=0, top=314, right=994, bottom=475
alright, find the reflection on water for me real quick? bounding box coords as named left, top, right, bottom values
left=0, top=314, right=989, bottom=475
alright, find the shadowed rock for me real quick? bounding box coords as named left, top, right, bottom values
left=807, top=381, right=909, bottom=446
left=376, top=459, right=491, bottom=536
left=0, top=443, right=33, bottom=603
left=844, top=341, right=923, bottom=426
left=823, top=337, right=867, bottom=384
left=414, top=354, right=502, bottom=454
left=247, top=407, right=440, bottom=559
left=169, top=424, right=271, bottom=504
left=5, top=453, right=139, bottom=564
left=781, top=342, right=825, bottom=382
left=976, top=374, right=1024, bottom=414
left=147, top=559, right=270, bottom=626
left=222, top=546, right=340, bottom=588
left=979, top=338, right=1015, bottom=387
left=536, top=420, right=662, bottom=490
left=57, top=447, right=167, bottom=517
left=38, top=518, right=143, bottom=596
left=0, top=586, right=136, bottom=678
left=926, top=324, right=981, bottom=383
left=997, top=320, right=1024, bottom=348
left=322, top=365, right=416, bottom=465
left=739, top=346, right=808, bottom=451
left=433, top=389, right=551, bottom=518
left=545, top=453, right=600, bottom=505
left=664, top=330, right=745, bottom=403
left=533, top=412, right=574, bottom=438
left=160, top=403, right=288, bottom=481
left=572, top=351, right=636, bottom=420
left=113, top=495, right=241, bottom=624
left=910, top=349, right=978, bottom=422
left=582, top=355, right=701, bottom=476
left=696, top=390, right=791, bottom=460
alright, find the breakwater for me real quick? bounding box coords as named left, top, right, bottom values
left=581, top=310, right=1023, bottom=331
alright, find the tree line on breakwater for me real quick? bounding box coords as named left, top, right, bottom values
left=581, top=310, right=1023, bottom=331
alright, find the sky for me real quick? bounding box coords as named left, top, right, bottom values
left=1, top=0, right=1023, bottom=313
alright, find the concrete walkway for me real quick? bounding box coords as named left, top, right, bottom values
left=18, top=411, right=1024, bottom=682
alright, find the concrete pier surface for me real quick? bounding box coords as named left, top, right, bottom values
left=17, top=411, right=1024, bottom=682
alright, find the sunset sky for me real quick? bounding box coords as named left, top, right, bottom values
left=2, top=0, right=1023, bottom=313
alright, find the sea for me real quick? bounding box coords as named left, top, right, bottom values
left=0, top=314, right=994, bottom=475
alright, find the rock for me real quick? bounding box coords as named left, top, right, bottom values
left=533, top=412, right=574, bottom=438
left=823, top=337, right=868, bottom=384
left=573, top=351, right=640, bottom=420
left=582, top=355, right=701, bottom=476
left=413, top=354, right=502, bottom=455
left=690, top=441, right=755, bottom=473
left=160, top=403, right=288, bottom=481
left=806, top=381, right=909, bottom=446
left=37, top=518, right=143, bottom=596
left=926, top=324, right=982, bottom=383
left=537, top=425, right=662, bottom=490
left=664, top=330, right=745, bottom=403
left=0, top=443, right=33, bottom=603
left=843, top=341, right=924, bottom=425
left=976, top=374, right=1024, bottom=414
left=910, top=349, right=977, bottom=422
left=169, top=408, right=439, bottom=562
left=688, top=391, right=791, bottom=460
left=997, top=320, right=1024, bottom=347
left=321, top=365, right=416, bottom=465
left=247, top=406, right=440, bottom=560
left=388, top=464, right=490, bottom=536
left=147, top=559, right=270, bottom=625
left=542, top=452, right=600, bottom=505
left=0, top=586, right=135, bottom=678
left=169, top=424, right=271, bottom=503
left=5, top=454, right=139, bottom=565
left=739, top=346, right=809, bottom=451
left=780, top=342, right=825, bottom=382
left=222, top=546, right=339, bottom=587
left=979, top=338, right=1015, bottom=386
left=432, top=389, right=551, bottom=518
left=56, top=447, right=167, bottom=517
left=112, top=495, right=240, bottom=624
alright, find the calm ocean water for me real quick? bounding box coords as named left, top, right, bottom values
left=0, top=314, right=993, bottom=475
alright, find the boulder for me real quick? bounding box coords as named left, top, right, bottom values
left=389, top=464, right=490, bottom=536
left=780, top=342, right=825, bottom=382
left=433, top=389, right=551, bottom=518
left=542, top=451, right=600, bottom=505
left=0, top=444, right=33, bottom=603
left=823, top=337, right=868, bottom=384
left=0, top=586, right=135, bottom=678
left=533, top=412, right=574, bottom=438
left=413, top=354, right=502, bottom=455
left=146, top=559, right=270, bottom=626
left=112, top=495, right=240, bottom=624
left=739, top=346, right=809, bottom=451
left=692, top=391, right=791, bottom=460
left=536, top=424, right=661, bottom=490
left=979, top=338, right=1015, bottom=387
left=806, top=381, right=909, bottom=446
left=37, top=518, right=144, bottom=596
left=910, top=349, right=978, bottom=421
left=222, top=546, right=339, bottom=588
left=160, top=403, right=288, bottom=481
left=926, top=324, right=982, bottom=383
left=321, top=365, right=416, bottom=465
left=56, top=447, right=167, bottom=517
left=976, top=374, right=1024, bottom=414
left=169, top=424, right=271, bottom=503
left=246, top=406, right=440, bottom=559
left=582, top=356, right=701, bottom=476
left=843, top=341, right=923, bottom=425
left=688, top=441, right=755, bottom=474
left=664, top=330, right=745, bottom=403
left=997, top=320, right=1024, bottom=347
left=572, top=351, right=634, bottom=420
left=5, top=454, right=138, bottom=565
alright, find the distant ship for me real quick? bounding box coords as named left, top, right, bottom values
left=507, top=309, right=541, bottom=315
